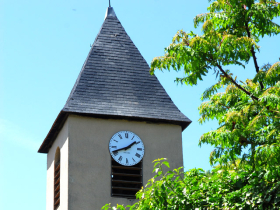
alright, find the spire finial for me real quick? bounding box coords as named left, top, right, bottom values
left=105, top=5, right=116, bottom=19
left=109, top=0, right=111, bottom=7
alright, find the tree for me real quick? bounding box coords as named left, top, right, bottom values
left=103, top=0, right=280, bottom=209
left=102, top=158, right=280, bottom=209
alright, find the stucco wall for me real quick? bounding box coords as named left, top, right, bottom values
left=67, top=115, right=183, bottom=210
left=47, top=119, right=69, bottom=210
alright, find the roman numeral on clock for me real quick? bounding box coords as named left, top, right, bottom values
left=118, top=134, right=122, bottom=139
left=125, top=133, right=128, bottom=138
left=136, top=141, right=140, bottom=144
left=135, top=153, right=141, bottom=158
left=113, top=151, right=118, bottom=156
left=137, top=148, right=142, bottom=151
left=132, top=158, right=136, bottom=162
left=126, top=158, right=129, bottom=164
left=118, top=156, right=123, bottom=162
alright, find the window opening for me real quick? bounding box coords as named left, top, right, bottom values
left=111, top=158, right=142, bottom=198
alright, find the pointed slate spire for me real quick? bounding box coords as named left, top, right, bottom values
left=38, top=7, right=191, bottom=153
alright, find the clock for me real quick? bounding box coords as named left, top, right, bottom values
left=109, top=131, right=144, bottom=166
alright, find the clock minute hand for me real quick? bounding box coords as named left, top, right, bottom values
left=112, top=141, right=136, bottom=152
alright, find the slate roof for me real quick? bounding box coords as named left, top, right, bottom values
left=38, top=7, right=191, bottom=153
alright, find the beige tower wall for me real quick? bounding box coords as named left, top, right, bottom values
left=67, top=114, right=183, bottom=210
left=46, top=119, right=69, bottom=210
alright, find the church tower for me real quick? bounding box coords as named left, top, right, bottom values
left=38, top=7, right=191, bottom=210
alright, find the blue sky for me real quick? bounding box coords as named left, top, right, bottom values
left=1, top=0, right=279, bottom=209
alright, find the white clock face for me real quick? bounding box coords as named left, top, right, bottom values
left=109, top=131, right=144, bottom=166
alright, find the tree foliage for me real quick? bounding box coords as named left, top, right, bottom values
left=102, top=159, right=280, bottom=209
left=150, top=0, right=280, bottom=171
left=103, top=0, right=280, bottom=209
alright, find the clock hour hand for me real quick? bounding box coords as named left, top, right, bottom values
left=112, top=141, right=136, bottom=152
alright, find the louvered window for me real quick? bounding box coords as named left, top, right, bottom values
left=111, top=158, right=142, bottom=198
left=54, top=148, right=60, bottom=209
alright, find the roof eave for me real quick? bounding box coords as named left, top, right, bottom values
left=38, top=111, right=191, bottom=154
left=38, top=111, right=69, bottom=153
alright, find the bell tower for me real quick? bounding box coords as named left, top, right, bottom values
left=38, top=7, right=191, bottom=210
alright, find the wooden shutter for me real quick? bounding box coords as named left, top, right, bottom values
left=111, top=158, right=142, bottom=198
left=54, top=158, right=60, bottom=209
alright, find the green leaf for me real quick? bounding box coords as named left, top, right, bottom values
left=162, top=161, right=170, bottom=168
